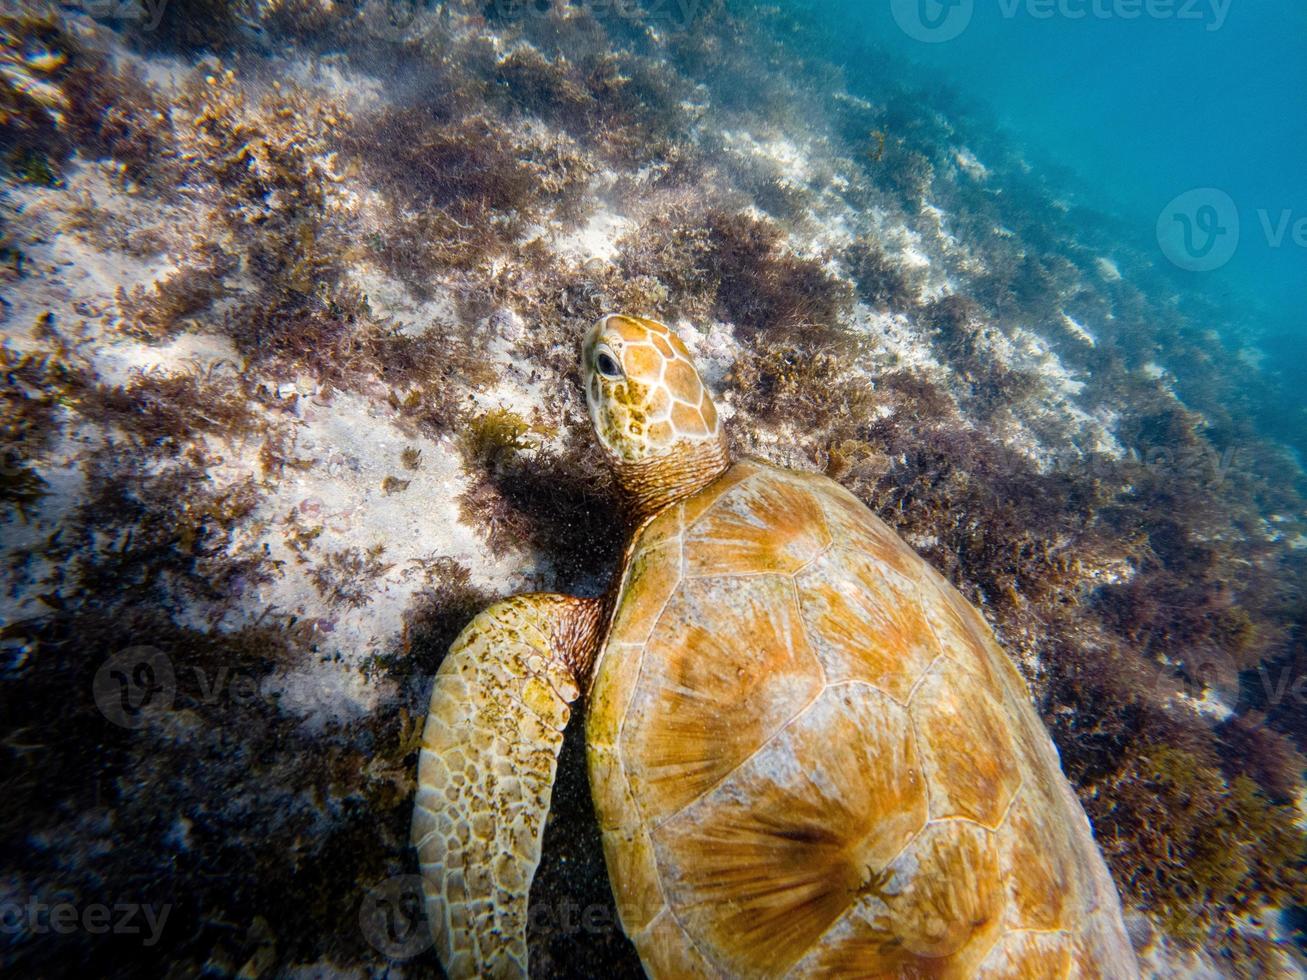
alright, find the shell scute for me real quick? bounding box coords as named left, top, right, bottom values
left=909, top=657, right=1022, bottom=829
left=814, top=476, right=923, bottom=580
left=600, top=826, right=664, bottom=934
left=633, top=908, right=717, bottom=979
left=649, top=683, right=928, bottom=978
left=684, top=473, right=830, bottom=577
left=995, top=787, right=1076, bottom=932
left=977, top=931, right=1074, bottom=979
left=620, top=574, right=824, bottom=823
left=796, top=545, right=936, bottom=702
left=679, top=458, right=761, bottom=527
left=793, top=819, right=1005, bottom=978
left=607, top=533, right=682, bottom=649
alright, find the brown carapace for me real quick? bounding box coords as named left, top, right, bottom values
left=413, top=314, right=1140, bottom=979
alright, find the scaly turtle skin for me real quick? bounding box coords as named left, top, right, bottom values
left=412, top=314, right=1140, bottom=979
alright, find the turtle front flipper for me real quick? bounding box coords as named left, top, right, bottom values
left=411, top=593, right=604, bottom=979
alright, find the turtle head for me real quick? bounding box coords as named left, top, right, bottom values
left=582, top=314, right=730, bottom=515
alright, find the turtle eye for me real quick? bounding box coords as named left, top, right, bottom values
left=595, top=349, right=623, bottom=380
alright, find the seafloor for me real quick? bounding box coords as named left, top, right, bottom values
left=0, top=1, right=1304, bottom=977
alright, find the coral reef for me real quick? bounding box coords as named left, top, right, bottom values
left=1, top=1, right=1304, bottom=976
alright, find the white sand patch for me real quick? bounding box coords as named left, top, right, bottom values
left=349, top=264, right=459, bottom=334
left=552, top=206, right=631, bottom=264
left=1095, top=256, right=1122, bottom=281
left=3, top=165, right=182, bottom=330
left=675, top=318, right=741, bottom=392
left=228, top=387, right=521, bottom=727
left=855, top=304, right=944, bottom=376
left=1060, top=313, right=1096, bottom=347
left=720, top=129, right=816, bottom=184
left=952, top=147, right=989, bottom=181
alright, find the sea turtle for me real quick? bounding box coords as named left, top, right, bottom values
left=411, top=314, right=1140, bottom=979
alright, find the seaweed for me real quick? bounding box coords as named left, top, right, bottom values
left=0, top=6, right=75, bottom=166
left=843, top=238, right=919, bottom=312
left=459, top=407, right=544, bottom=467
left=399, top=557, right=496, bottom=674
left=348, top=107, right=594, bottom=283
left=873, top=141, right=935, bottom=206
left=73, top=363, right=270, bottom=461
left=923, top=293, right=986, bottom=363
left=1089, top=744, right=1306, bottom=942
left=309, top=546, right=394, bottom=608
left=62, top=55, right=183, bottom=190
left=0, top=452, right=48, bottom=519
left=727, top=337, right=871, bottom=428
left=1215, top=714, right=1306, bottom=804
left=130, top=0, right=256, bottom=53
left=0, top=340, right=91, bottom=459
left=492, top=43, right=695, bottom=159
left=458, top=422, right=621, bottom=588
left=614, top=206, right=718, bottom=319
left=114, top=247, right=234, bottom=341
left=705, top=209, right=855, bottom=335
left=68, top=448, right=267, bottom=604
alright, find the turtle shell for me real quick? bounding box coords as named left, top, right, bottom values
left=586, top=459, right=1137, bottom=979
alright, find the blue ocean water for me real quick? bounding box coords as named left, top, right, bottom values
left=788, top=0, right=1307, bottom=452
